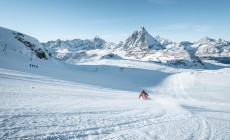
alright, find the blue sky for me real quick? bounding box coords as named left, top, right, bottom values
left=0, top=0, right=229, bottom=43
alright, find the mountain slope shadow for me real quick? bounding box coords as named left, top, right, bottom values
left=64, top=64, right=172, bottom=92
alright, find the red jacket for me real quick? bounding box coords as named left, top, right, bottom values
left=139, top=91, right=149, bottom=100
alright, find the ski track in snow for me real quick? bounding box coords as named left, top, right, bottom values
left=0, top=67, right=230, bottom=139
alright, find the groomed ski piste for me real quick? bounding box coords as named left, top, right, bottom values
left=1, top=49, right=230, bottom=139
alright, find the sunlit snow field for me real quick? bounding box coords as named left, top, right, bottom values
left=0, top=51, right=230, bottom=139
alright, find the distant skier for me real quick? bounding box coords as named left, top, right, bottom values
left=3, top=44, right=7, bottom=52
left=139, top=90, right=149, bottom=100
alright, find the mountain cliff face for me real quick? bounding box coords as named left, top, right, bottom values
left=0, top=27, right=50, bottom=60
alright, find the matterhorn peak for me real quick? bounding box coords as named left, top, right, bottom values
left=140, top=26, right=146, bottom=31
left=138, top=27, right=148, bottom=35
left=122, top=27, right=165, bottom=50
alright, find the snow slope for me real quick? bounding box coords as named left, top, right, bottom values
left=1, top=27, right=230, bottom=139
left=0, top=27, right=50, bottom=60
left=1, top=47, right=230, bottom=139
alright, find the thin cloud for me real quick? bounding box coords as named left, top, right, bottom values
left=194, top=25, right=213, bottom=32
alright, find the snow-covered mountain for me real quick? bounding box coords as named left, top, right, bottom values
left=155, top=35, right=175, bottom=47
left=193, top=37, right=230, bottom=57
left=122, top=27, right=165, bottom=51
left=118, top=27, right=203, bottom=67
left=0, top=27, right=50, bottom=60
left=1, top=26, right=229, bottom=68
left=40, top=27, right=210, bottom=67
left=176, top=37, right=230, bottom=65
left=42, top=36, right=117, bottom=63
left=178, top=37, right=230, bottom=57
left=43, top=36, right=115, bottom=52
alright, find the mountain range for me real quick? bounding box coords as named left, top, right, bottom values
left=1, top=26, right=229, bottom=68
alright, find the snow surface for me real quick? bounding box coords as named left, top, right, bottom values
left=1, top=46, right=230, bottom=139
left=1, top=26, right=230, bottom=139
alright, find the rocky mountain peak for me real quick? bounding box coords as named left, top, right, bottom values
left=123, top=27, right=165, bottom=50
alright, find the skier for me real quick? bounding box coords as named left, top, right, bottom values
left=139, top=90, right=149, bottom=100
left=3, top=44, right=7, bottom=52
